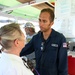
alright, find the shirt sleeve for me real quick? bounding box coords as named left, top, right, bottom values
left=20, top=37, right=34, bottom=56
left=58, top=35, right=68, bottom=75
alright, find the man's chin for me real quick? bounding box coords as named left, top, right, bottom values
left=40, top=29, right=44, bottom=32
left=40, top=28, right=44, bottom=31
left=40, top=30, right=43, bottom=32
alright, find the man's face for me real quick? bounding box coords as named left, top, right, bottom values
left=39, top=12, right=53, bottom=32
left=25, top=27, right=30, bottom=35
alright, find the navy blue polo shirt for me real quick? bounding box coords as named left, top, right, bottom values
left=20, top=29, right=68, bottom=75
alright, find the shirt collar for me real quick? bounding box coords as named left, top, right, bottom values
left=50, top=29, right=56, bottom=38
left=40, top=29, right=56, bottom=40
left=1, top=52, right=23, bottom=64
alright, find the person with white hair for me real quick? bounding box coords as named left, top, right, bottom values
left=0, top=23, right=34, bottom=75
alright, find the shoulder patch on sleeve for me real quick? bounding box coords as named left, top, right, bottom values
left=63, top=43, right=67, bottom=47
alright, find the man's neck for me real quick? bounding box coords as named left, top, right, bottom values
left=3, top=48, right=20, bottom=56
left=43, top=29, right=52, bottom=40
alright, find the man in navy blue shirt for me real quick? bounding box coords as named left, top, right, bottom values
left=20, top=8, right=68, bottom=75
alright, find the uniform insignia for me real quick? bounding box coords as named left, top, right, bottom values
left=51, top=44, right=58, bottom=47
left=63, top=43, right=67, bottom=47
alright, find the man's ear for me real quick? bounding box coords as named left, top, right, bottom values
left=14, top=39, right=19, bottom=47
left=49, top=21, right=54, bottom=27
left=51, top=21, right=54, bottom=26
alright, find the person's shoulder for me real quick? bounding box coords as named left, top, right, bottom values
left=33, top=31, right=41, bottom=36
left=32, top=31, right=41, bottom=40
left=53, top=29, right=65, bottom=39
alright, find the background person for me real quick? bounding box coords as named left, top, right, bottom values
left=24, top=22, right=36, bottom=43
left=24, top=22, right=36, bottom=66
left=20, top=8, right=68, bottom=75
left=0, top=23, right=34, bottom=75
